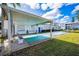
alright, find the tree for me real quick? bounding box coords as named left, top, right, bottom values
left=0, top=3, right=20, bottom=55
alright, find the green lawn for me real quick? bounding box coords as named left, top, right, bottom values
left=66, top=30, right=79, bottom=33
left=10, top=33, right=79, bottom=56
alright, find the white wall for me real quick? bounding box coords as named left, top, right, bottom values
left=59, top=23, right=65, bottom=30
left=12, top=11, right=50, bottom=34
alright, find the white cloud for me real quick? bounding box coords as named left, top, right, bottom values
left=24, top=3, right=64, bottom=10
left=41, top=3, right=63, bottom=10
left=24, top=3, right=37, bottom=9
left=29, top=3, right=38, bottom=9
left=35, top=3, right=40, bottom=9
left=47, top=3, right=53, bottom=9
left=46, top=3, right=64, bottom=9
left=59, top=16, right=70, bottom=23
left=51, top=3, right=63, bottom=9
left=55, top=19, right=60, bottom=23
left=42, top=3, right=64, bottom=19
left=72, top=5, right=79, bottom=14
left=41, top=3, right=48, bottom=10
left=30, top=3, right=41, bottom=9
left=24, top=3, right=40, bottom=9
left=63, top=16, right=69, bottom=19
left=55, top=13, right=63, bottom=18
left=42, top=9, right=59, bottom=19
left=42, top=9, right=63, bottom=19
left=65, top=3, right=74, bottom=6
left=54, top=16, right=69, bottom=23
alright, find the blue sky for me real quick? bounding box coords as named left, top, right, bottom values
left=10, top=3, right=79, bottom=23
left=60, top=3, right=79, bottom=16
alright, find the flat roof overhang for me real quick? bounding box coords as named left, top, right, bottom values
left=8, top=7, right=52, bottom=26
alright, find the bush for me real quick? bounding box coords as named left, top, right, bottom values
left=0, top=36, right=6, bottom=43
left=73, top=28, right=79, bottom=30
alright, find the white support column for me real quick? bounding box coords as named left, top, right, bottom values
left=25, top=25, right=27, bottom=34
left=15, top=25, right=17, bottom=35
left=8, top=9, right=12, bottom=41
left=50, top=21, right=53, bottom=40
left=7, top=9, right=12, bottom=54
left=24, top=25, right=26, bottom=34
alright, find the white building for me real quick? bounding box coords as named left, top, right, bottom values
left=65, top=22, right=79, bottom=30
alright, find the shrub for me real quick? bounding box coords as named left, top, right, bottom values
left=0, top=36, right=6, bottom=43
left=73, top=28, right=79, bottom=30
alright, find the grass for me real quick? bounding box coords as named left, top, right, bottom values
left=10, top=33, right=79, bottom=56
left=56, top=33, right=79, bottom=44
left=66, top=30, right=79, bottom=33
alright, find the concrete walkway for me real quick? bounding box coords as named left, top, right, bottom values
left=17, top=31, right=67, bottom=39
left=0, top=31, right=66, bottom=43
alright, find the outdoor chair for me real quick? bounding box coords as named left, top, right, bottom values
left=17, top=34, right=24, bottom=44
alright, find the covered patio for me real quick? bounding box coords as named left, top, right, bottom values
left=9, top=7, right=53, bottom=38
left=2, top=7, right=53, bottom=54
